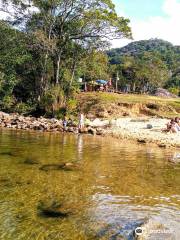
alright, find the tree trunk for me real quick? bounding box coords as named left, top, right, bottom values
left=40, top=54, right=48, bottom=92
left=55, top=52, right=62, bottom=85
left=39, top=23, right=53, bottom=98
left=70, top=61, right=76, bottom=87
left=133, top=82, right=136, bottom=92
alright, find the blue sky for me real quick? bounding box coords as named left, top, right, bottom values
left=112, top=0, right=180, bottom=48
left=113, top=0, right=166, bottom=20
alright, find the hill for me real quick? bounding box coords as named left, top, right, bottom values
left=107, top=39, right=180, bottom=93
left=107, top=39, right=180, bottom=64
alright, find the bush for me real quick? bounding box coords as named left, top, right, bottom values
left=66, top=99, right=78, bottom=116
left=14, top=102, right=35, bottom=114
left=168, top=87, right=179, bottom=96
left=0, top=95, right=15, bottom=112
left=40, top=86, right=66, bottom=116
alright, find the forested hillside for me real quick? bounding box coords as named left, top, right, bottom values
left=0, top=0, right=131, bottom=116
left=107, top=39, right=180, bottom=94
left=0, top=0, right=179, bottom=119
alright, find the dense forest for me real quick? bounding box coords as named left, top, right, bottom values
left=0, top=0, right=179, bottom=118
left=107, top=39, right=180, bottom=94
left=0, top=0, right=131, bottom=116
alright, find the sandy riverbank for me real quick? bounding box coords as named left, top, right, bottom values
left=104, top=118, right=180, bottom=148
left=0, top=111, right=179, bottom=148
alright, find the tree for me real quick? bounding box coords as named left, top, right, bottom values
left=107, top=39, right=180, bottom=93
left=114, top=52, right=169, bottom=92
left=0, top=21, right=34, bottom=111
left=79, top=50, right=110, bottom=81
left=1, top=0, right=132, bottom=94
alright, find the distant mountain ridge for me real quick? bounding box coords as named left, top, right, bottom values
left=107, top=39, right=180, bottom=65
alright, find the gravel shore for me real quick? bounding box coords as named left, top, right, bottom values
left=0, top=111, right=179, bottom=148
left=105, top=117, right=180, bottom=148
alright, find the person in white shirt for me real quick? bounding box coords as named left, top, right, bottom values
left=78, top=113, right=84, bottom=131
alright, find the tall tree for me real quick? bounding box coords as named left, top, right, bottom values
left=1, top=0, right=132, bottom=95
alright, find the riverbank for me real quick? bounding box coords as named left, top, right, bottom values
left=77, top=92, right=180, bottom=119
left=0, top=111, right=179, bottom=148
left=106, top=118, right=180, bottom=148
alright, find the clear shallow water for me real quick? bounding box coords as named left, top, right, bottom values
left=0, top=129, right=179, bottom=240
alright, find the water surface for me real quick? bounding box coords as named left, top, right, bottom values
left=0, top=129, right=179, bottom=239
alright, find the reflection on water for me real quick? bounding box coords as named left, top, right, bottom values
left=0, top=129, right=179, bottom=239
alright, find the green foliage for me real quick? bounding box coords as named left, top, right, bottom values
left=0, top=0, right=132, bottom=115
left=107, top=39, right=180, bottom=92
left=168, top=87, right=180, bottom=96
left=0, top=21, right=39, bottom=112
left=0, top=95, right=15, bottom=112
left=39, top=85, right=66, bottom=116
left=14, top=102, right=35, bottom=114
left=66, top=99, right=78, bottom=117
left=80, top=51, right=110, bottom=81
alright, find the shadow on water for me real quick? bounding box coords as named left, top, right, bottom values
left=0, top=151, right=15, bottom=156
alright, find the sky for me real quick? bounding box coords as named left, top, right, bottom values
left=112, top=0, right=180, bottom=48
left=0, top=0, right=180, bottom=48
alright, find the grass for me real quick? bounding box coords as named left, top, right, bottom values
left=77, top=92, right=180, bottom=118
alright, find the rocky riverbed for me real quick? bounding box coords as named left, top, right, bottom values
left=0, top=111, right=179, bottom=148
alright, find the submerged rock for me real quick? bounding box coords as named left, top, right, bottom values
left=37, top=200, right=70, bottom=218
left=111, top=219, right=145, bottom=240
left=24, top=158, right=40, bottom=165
left=0, top=177, right=10, bottom=184
left=0, top=151, right=14, bottom=156
left=39, top=162, right=78, bottom=171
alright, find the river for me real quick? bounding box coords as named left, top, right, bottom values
left=0, top=129, right=179, bottom=240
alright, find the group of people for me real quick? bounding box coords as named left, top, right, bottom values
left=166, top=117, right=180, bottom=133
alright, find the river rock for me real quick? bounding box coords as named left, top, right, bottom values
left=88, top=127, right=96, bottom=135
left=37, top=200, right=70, bottom=218
left=67, top=127, right=76, bottom=133
left=39, top=163, right=78, bottom=171
left=96, top=128, right=105, bottom=136
left=147, top=124, right=153, bottom=129
left=0, top=111, right=66, bottom=133
left=137, top=139, right=146, bottom=144
left=97, top=111, right=109, bottom=118
left=79, top=127, right=88, bottom=134
left=158, top=143, right=166, bottom=148
left=24, top=158, right=40, bottom=165
left=0, top=151, right=14, bottom=156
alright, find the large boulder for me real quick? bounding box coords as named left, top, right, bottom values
left=155, top=88, right=178, bottom=98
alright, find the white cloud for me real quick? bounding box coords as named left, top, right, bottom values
left=112, top=0, right=180, bottom=48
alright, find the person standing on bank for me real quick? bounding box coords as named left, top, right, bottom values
left=78, top=112, right=85, bottom=131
